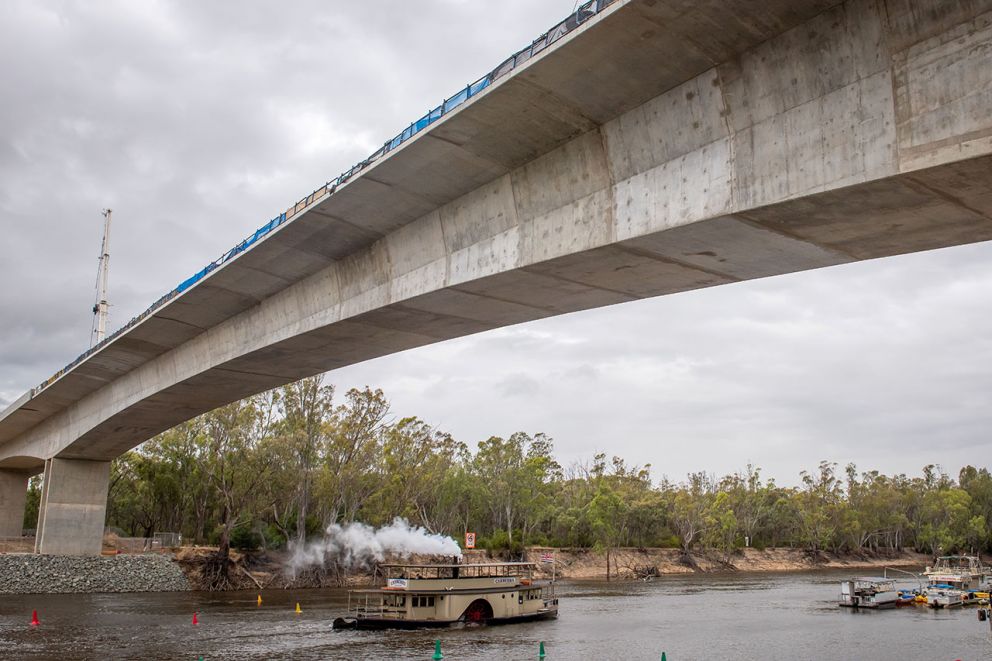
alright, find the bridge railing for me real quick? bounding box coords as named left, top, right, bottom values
left=31, top=0, right=621, bottom=399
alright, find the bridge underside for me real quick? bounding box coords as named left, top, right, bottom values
left=43, top=153, right=992, bottom=462
left=2, top=0, right=991, bottom=552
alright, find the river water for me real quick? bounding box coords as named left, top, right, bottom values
left=1, top=570, right=990, bottom=660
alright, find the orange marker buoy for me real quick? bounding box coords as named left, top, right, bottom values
left=295, top=602, right=302, bottom=614
left=257, top=594, right=263, bottom=607
left=30, top=610, right=40, bottom=627
left=192, top=612, right=199, bottom=626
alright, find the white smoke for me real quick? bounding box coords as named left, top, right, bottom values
left=288, top=517, right=462, bottom=575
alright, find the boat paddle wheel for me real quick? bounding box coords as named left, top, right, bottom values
left=461, top=599, right=494, bottom=624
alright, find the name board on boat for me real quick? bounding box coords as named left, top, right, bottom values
left=387, top=578, right=408, bottom=589
left=493, top=577, right=516, bottom=584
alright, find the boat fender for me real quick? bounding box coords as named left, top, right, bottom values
left=980, top=609, right=988, bottom=622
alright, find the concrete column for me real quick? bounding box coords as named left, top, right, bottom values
left=0, top=469, right=29, bottom=537
left=35, top=458, right=111, bottom=555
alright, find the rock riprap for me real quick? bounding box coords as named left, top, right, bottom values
left=0, top=553, right=191, bottom=594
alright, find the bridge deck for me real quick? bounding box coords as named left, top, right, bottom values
left=0, top=0, right=838, bottom=450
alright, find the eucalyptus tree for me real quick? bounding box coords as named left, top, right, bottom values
left=279, top=375, right=334, bottom=543
left=316, top=387, right=390, bottom=525
left=203, top=392, right=279, bottom=562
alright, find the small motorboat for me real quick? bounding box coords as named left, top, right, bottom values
left=928, top=587, right=964, bottom=609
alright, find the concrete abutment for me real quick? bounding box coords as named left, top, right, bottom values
left=34, top=458, right=110, bottom=555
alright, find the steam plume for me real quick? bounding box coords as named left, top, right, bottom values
left=288, top=517, right=462, bottom=575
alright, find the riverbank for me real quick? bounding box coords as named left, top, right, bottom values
left=515, top=546, right=932, bottom=580
left=181, top=546, right=934, bottom=589
left=0, top=553, right=190, bottom=594
left=0, top=546, right=936, bottom=594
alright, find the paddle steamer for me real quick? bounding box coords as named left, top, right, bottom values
left=333, top=561, right=558, bottom=629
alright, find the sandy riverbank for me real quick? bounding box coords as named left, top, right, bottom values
left=514, top=546, right=932, bottom=580
left=177, top=546, right=934, bottom=590
left=0, top=546, right=936, bottom=593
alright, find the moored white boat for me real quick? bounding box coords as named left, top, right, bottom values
left=927, top=587, right=963, bottom=609
left=920, top=555, right=990, bottom=608
left=839, top=578, right=899, bottom=609
left=923, top=556, right=990, bottom=593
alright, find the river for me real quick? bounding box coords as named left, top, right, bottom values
left=1, top=570, right=990, bottom=660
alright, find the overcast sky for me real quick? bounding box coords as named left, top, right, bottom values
left=1, top=1, right=989, bottom=487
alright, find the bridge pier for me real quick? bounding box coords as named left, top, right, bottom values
left=0, top=469, right=29, bottom=537
left=34, top=458, right=110, bottom=555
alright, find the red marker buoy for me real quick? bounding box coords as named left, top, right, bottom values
left=30, top=610, right=40, bottom=627
left=192, top=612, right=199, bottom=626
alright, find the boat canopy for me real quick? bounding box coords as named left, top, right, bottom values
left=378, top=562, right=537, bottom=580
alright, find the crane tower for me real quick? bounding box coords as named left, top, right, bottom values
left=91, top=209, right=112, bottom=347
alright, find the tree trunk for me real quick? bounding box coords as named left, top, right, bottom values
left=297, top=486, right=308, bottom=545
left=218, top=502, right=232, bottom=562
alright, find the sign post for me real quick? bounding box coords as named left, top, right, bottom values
left=464, top=532, right=476, bottom=549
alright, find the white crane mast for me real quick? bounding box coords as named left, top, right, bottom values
left=91, top=209, right=112, bottom=347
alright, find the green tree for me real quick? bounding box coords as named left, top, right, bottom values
left=316, top=387, right=390, bottom=525
left=279, top=375, right=334, bottom=543
left=204, top=393, right=278, bottom=563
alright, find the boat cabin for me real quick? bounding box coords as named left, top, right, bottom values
left=839, top=577, right=899, bottom=609
left=924, top=555, right=991, bottom=592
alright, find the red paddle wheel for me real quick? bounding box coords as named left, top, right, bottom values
left=461, top=599, right=493, bottom=624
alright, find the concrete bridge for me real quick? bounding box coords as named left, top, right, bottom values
left=1, top=0, right=990, bottom=554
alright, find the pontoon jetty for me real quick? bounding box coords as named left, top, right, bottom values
left=333, top=561, right=558, bottom=629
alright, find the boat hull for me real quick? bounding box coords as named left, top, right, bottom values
left=838, top=600, right=897, bottom=609
left=334, top=609, right=559, bottom=630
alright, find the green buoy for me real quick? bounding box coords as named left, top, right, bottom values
left=661, top=653, right=667, bottom=661
left=432, top=639, right=444, bottom=660
left=539, top=640, right=546, bottom=658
